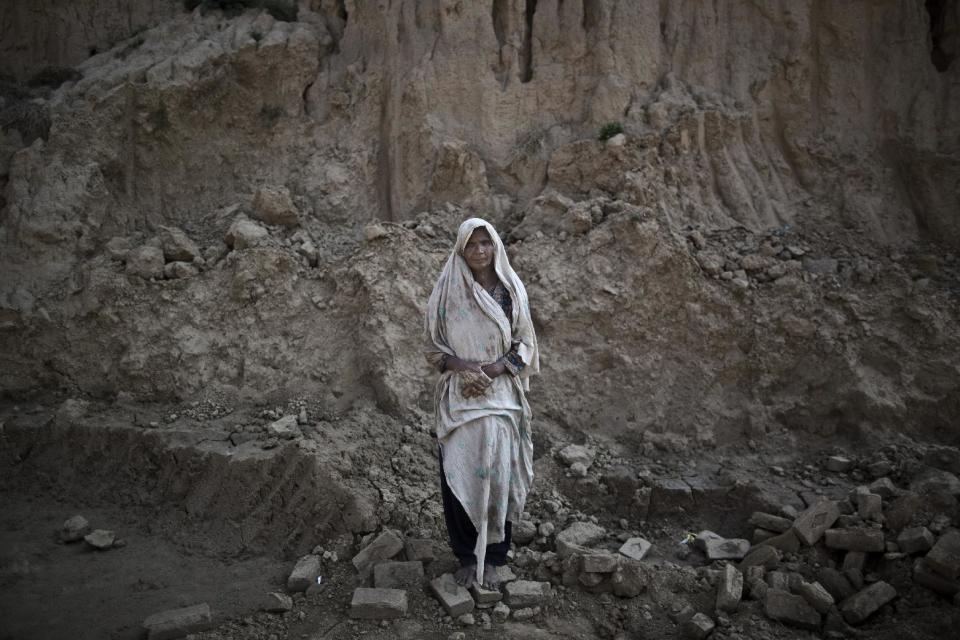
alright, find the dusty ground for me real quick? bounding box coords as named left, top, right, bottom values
left=2, top=397, right=959, bottom=640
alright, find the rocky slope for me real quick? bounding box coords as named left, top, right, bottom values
left=1, top=0, right=958, bottom=445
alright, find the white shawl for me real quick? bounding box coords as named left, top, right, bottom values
left=424, top=218, right=539, bottom=583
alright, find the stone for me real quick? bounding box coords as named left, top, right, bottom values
left=470, top=583, right=503, bottom=605
left=556, top=522, right=606, bottom=558
left=913, top=558, right=960, bottom=596
left=758, top=529, right=800, bottom=554
left=511, top=607, right=539, bottom=621
left=374, top=560, right=424, bottom=589
left=797, top=581, right=834, bottom=614
left=803, top=257, right=838, bottom=274
left=252, top=185, right=300, bottom=227
left=715, top=564, right=743, bottom=613
left=842, top=551, right=867, bottom=572
left=266, top=415, right=298, bottom=439
left=105, top=236, right=133, bottom=261
left=747, top=577, right=768, bottom=601
left=287, top=554, right=321, bottom=592
left=492, top=602, right=510, bottom=623
left=261, top=592, right=293, bottom=613
left=840, top=581, right=896, bottom=624
left=618, top=537, right=652, bottom=561
left=867, top=459, right=894, bottom=478
left=763, top=589, right=821, bottom=630
left=682, top=612, right=715, bottom=639
left=845, top=568, right=865, bottom=590
left=143, top=603, right=212, bottom=640
left=60, top=515, right=90, bottom=542
left=225, top=215, right=269, bottom=249
left=557, top=444, right=594, bottom=467
left=693, top=530, right=724, bottom=553
left=159, top=225, right=201, bottom=262
left=403, top=538, right=435, bottom=564
left=569, top=461, right=588, bottom=477
left=911, top=469, right=960, bottom=496
left=792, top=500, right=840, bottom=545
left=766, top=571, right=791, bottom=591
left=824, top=528, right=885, bottom=552
left=897, top=527, right=935, bottom=554
left=753, top=528, right=777, bottom=544
left=748, top=512, right=793, bottom=533
left=611, top=559, right=646, bottom=598
left=364, top=223, right=389, bottom=240
left=826, top=456, right=853, bottom=472
left=867, top=477, right=898, bottom=498
left=856, top=493, right=883, bottom=521
left=456, top=613, right=475, bottom=626
left=538, top=522, right=555, bottom=537
left=430, top=574, right=475, bottom=617
left=512, top=520, right=537, bottom=545
left=352, top=530, right=404, bottom=576
left=126, top=245, right=165, bottom=279
left=650, top=478, right=694, bottom=513
left=349, top=588, right=407, bottom=619
left=927, top=530, right=960, bottom=579
left=739, top=545, right=780, bottom=571
left=582, top=552, right=619, bottom=573
left=84, top=529, right=116, bottom=550
left=704, top=537, right=751, bottom=561
left=163, top=261, right=199, bottom=279
left=504, top=580, right=551, bottom=607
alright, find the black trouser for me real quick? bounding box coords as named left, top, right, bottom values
left=439, top=446, right=512, bottom=567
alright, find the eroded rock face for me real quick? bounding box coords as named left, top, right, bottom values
left=0, top=1, right=958, bottom=442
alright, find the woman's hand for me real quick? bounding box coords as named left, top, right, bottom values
left=481, top=360, right=506, bottom=379
left=444, top=356, right=493, bottom=397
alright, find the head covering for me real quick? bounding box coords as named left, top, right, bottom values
left=425, top=218, right=539, bottom=388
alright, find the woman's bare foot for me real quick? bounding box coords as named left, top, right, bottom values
left=481, top=564, right=503, bottom=590
left=453, top=564, right=476, bottom=587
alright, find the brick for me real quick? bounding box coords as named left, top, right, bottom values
left=817, top=568, right=855, bottom=601
left=352, top=530, right=404, bottom=576
left=739, top=545, right=780, bottom=571
left=704, top=537, right=751, bottom=561
left=842, top=551, right=867, bottom=572
left=792, top=500, right=840, bottom=546
left=682, top=612, right=715, bottom=639
left=618, top=537, right=652, bottom=562
left=504, top=580, right=552, bottom=607
left=470, top=583, right=503, bottom=605
left=649, top=478, right=694, bottom=514
left=840, top=581, right=896, bottom=624
left=856, top=493, right=883, bottom=521
left=693, top=530, right=723, bottom=553
left=373, top=561, right=424, bottom=589
left=287, top=554, right=321, bottom=592
left=753, top=528, right=777, bottom=544
left=927, top=530, right=960, bottom=579
left=430, top=574, right=475, bottom=617
left=143, top=603, right=212, bottom=640
left=716, top=564, right=743, bottom=613
left=797, top=581, right=834, bottom=614
left=913, top=558, right=960, bottom=596
left=403, top=538, right=436, bottom=564
left=556, top=522, right=606, bottom=558
left=349, top=587, right=407, bottom=619
left=749, top=512, right=793, bottom=533
left=844, top=568, right=865, bottom=590
left=897, top=527, right=935, bottom=554
left=758, top=529, right=800, bottom=553
left=824, top=528, right=885, bottom=552
left=747, top=577, right=768, bottom=601
left=764, top=589, right=821, bottom=630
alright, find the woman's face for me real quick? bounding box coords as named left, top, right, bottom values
left=463, top=227, right=495, bottom=272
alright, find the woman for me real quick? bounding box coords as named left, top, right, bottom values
left=424, top=218, right=539, bottom=590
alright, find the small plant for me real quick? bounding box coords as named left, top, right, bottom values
left=598, top=121, right=624, bottom=141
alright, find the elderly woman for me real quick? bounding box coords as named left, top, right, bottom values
left=424, top=218, right=539, bottom=590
